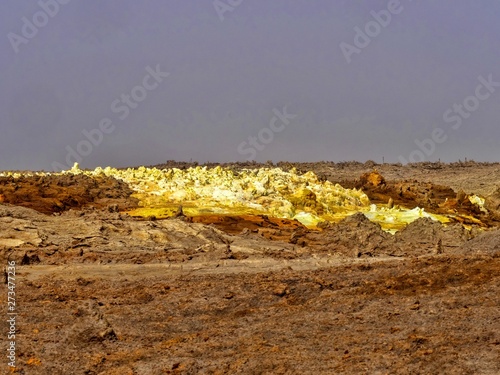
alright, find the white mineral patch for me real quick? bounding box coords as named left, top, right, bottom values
left=363, top=206, right=449, bottom=234
left=469, top=194, right=487, bottom=213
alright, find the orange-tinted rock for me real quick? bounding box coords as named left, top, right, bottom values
left=189, top=214, right=307, bottom=242
left=0, top=174, right=138, bottom=214
left=359, top=170, right=386, bottom=187
left=354, top=171, right=495, bottom=227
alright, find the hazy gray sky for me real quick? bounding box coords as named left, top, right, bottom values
left=1, top=0, right=499, bottom=170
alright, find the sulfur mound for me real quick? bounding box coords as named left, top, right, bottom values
left=83, top=165, right=371, bottom=227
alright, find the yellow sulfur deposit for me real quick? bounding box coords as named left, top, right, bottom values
left=0, top=163, right=456, bottom=232
left=363, top=205, right=450, bottom=234
left=55, top=163, right=448, bottom=231
left=469, top=194, right=487, bottom=213
left=83, top=165, right=370, bottom=224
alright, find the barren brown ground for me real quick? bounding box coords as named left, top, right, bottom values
left=1, top=161, right=499, bottom=374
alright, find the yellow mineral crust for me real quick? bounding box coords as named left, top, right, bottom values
left=0, top=163, right=454, bottom=231
left=84, top=165, right=371, bottom=225
left=60, top=164, right=448, bottom=230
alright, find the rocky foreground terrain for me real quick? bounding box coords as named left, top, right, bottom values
left=1, top=161, right=499, bottom=374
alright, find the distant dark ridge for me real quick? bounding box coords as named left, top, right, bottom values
left=143, top=160, right=378, bottom=174
left=146, top=160, right=377, bottom=170
left=1, top=160, right=499, bottom=174
left=143, top=160, right=500, bottom=172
